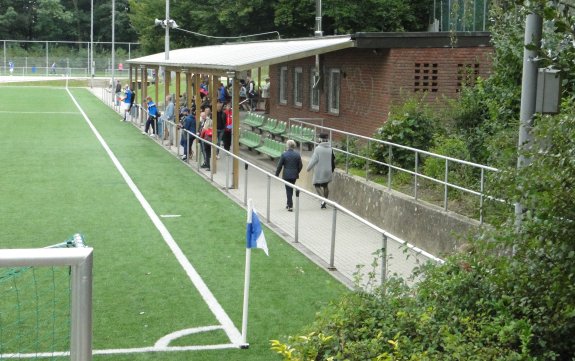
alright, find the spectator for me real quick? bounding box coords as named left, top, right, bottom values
left=217, top=83, right=226, bottom=104
left=216, top=102, right=226, bottom=158
left=179, top=108, right=196, bottom=161
left=222, top=103, right=233, bottom=151
left=142, top=96, right=158, bottom=136
left=51, top=62, right=56, bottom=74
left=261, top=77, right=271, bottom=114
left=275, top=140, right=303, bottom=212
left=239, top=80, right=249, bottom=111
left=115, top=80, right=122, bottom=106
left=199, top=113, right=213, bottom=171
left=158, top=95, right=175, bottom=140
left=121, top=84, right=133, bottom=121
left=306, top=133, right=336, bottom=209
left=9, top=61, right=14, bottom=75
left=247, top=78, right=257, bottom=110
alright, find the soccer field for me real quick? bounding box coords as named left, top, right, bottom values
left=0, top=84, right=348, bottom=360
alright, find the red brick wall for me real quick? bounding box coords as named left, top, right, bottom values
left=268, top=46, right=492, bottom=138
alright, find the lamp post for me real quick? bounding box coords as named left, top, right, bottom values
left=154, top=0, right=178, bottom=60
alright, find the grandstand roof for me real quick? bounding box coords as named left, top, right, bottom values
left=126, top=35, right=354, bottom=75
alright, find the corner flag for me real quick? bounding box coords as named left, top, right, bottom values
left=241, top=199, right=269, bottom=347
left=246, top=201, right=269, bottom=256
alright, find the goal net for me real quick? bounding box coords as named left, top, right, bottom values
left=0, top=234, right=93, bottom=361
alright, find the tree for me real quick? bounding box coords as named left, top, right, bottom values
left=34, top=0, right=74, bottom=41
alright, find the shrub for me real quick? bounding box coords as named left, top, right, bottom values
left=423, top=134, right=476, bottom=197
left=370, top=96, right=437, bottom=174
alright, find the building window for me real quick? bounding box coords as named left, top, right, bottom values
left=294, top=67, right=303, bottom=107
left=310, top=69, right=320, bottom=110
left=328, top=69, right=340, bottom=114
left=414, top=63, right=438, bottom=92
left=279, top=66, right=288, bottom=104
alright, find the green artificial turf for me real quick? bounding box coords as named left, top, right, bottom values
left=0, top=85, right=348, bottom=361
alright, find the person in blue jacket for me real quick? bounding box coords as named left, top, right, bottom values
left=143, top=96, right=158, bottom=135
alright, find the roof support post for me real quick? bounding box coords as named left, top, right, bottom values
left=210, top=74, right=218, bottom=173
left=231, top=72, right=239, bottom=188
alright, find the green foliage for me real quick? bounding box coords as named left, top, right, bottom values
left=272, top=95, right=575, bottom=361
left=370, top=96, right=437, bottom=174
left=423, top=134, right=476, bottom=195
left=333, top=137, right=367, bottom=169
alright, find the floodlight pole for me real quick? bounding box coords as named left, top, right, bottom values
left=90, top=0, right=94, bottom=87
left=165, top=0, right=170, bottom=60
left=111, top=0, right=116, bottom=88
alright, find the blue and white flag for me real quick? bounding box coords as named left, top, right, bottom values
left=246, top=200, right=269, bottom=256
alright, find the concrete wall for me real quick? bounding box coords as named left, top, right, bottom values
left=296, top=157, right=479, bottom=257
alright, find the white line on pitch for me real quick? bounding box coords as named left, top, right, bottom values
left=66, top=88, right=243, bottom=347
left=0, top=110, right=80, bottom=114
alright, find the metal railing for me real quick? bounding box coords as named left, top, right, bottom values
left=97, top=89, right=444, bottom=289
left=287, top=118, right=502, bottom=224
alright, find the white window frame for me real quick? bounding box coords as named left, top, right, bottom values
left=328, top=68, right=340, bottom=114
left=294, top=67, right=303, bottom=107
left=310, top=68, right=320, bottom=111
left=279, top=66, right=288, bottom=105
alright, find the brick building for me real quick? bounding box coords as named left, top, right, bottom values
left=266, top=32, right=492, bottom=137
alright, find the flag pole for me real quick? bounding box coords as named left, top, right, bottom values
left=241, top=199, right=254, bottom=348
left=241, top=247, right=251, bottom=348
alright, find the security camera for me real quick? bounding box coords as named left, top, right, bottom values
left=154, top=18, right=164, bottom=27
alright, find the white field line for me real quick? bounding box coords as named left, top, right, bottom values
left=0, top=326, right=237, bottom=359
left=65, top=89, right=243, bottom=347
left=0, top=111, right=80, bottom=114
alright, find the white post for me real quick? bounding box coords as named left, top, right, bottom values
left=241, top=248, right=251, bottom=347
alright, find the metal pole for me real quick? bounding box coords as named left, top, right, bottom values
left=243, top=164, right=249, bottom=206
left=112, top=0, right=116, bottom=88
left=294, top=191, right=300, bottom=243
left=515, top=12, right=542, bottom=228
left=328, top=207, right=337, bottom=270
left=444, top=159, right=449, bottom=211
left=165, top=0, right=170, bottom=60
left=381, top=234, right=387, bottom=287
left=90, top=0, right=94, bottom=86
left=46, top=42, right=49, bottom=76
left=266, top=175, right=271, bottom=222
left=414, top=152, right=419, bottom=200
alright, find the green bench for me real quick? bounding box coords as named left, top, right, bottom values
left=243, top=112, right=265, bottom=130
left=259, top=118, right=277, bottom=133
left=268, top=121, right=287, bottom=139
left=239, top=130, right=262, bottom=149
left=287, top=125, right=315, bottom=150
left=257, top=138, right=284, bottom=159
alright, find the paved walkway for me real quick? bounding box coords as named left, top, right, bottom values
left=90, top=87, right=439, bottom=289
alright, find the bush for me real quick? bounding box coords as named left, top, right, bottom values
left=423, top=135, right=476, bottom=197
left=370, top=96, right=437, bottom=174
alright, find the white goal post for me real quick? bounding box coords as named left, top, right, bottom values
left=0, top=247, right=94, bottom=361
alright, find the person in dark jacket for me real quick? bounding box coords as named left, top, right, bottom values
left=275, top=139, right=303, bottom=212
left=179, top=108, right=196, bottom=161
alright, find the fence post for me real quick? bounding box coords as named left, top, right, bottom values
left=414, top=152, right=419, bottom=200
left=266, top=175, right=271, bottom=222
left=328, top=207, right=337, bottom=270
left=381, top=233, right=388, bottom=287
left=480, top=168, right=485, bottom=224
left=444, top=158, right=449, bottom=211
left=243, top=163, right=249, bottom=206
left=387, top=144, right=392, bottom=190
left=294, top=190, right=300, bottom=243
